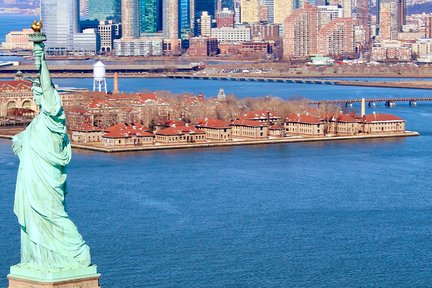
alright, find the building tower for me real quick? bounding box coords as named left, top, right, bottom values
left=260, top=0, right=274, bottom=23
left=93, top=61, right=107, bottom=93
left=179, top=0, right=192, bottom=39
left=397, top=0, right=406, bottom=32
left=87, top=0, right=121, bottom=21
left=274, top=0, right=294, bottom=25
left=241, top=0, right=261, bottom=23
left=140, top=0, right=162, bottom=33
left=163, top=0, right=179, bottom=39
left=355, top=0, right=370, bottom=41
left=122, top=0, right=140, bottom=38
left=200, top=11, right=212, bottom=37
left=283, top=4, right=319, bottom=59
left=379, top=0, right=398, bottom=40
left=40, top=0, right=80, bottom=53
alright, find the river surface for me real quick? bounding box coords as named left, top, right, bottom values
left=1, top=78, right=432, bottom=287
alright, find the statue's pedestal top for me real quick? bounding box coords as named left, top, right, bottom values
left=8, top=264, right=100, bottom=287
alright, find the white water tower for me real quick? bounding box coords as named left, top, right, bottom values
left=93, top=61, right=107, bottom=93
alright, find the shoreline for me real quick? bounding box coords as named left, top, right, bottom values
left=0, top=132, right=419, bottom=153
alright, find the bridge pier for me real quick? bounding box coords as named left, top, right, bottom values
left=385, top=101, right=395, bottom=107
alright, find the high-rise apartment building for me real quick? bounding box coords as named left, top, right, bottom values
left=87, top=0, right=121, bottom=21
left=140, top=0, right=162, bottom=33
left=274, top=0, right=294, bottom=25
left=240, top=0, right=260, bottom=23
left=379, top=0, right=398, bottom=40
left=426, top=15, right=432, bottom=39
left=260, top=0, right=274, bottom=23
left=397, top=0, right=406, bottom=32
left=41, top=0, right=80, bottom=53
left=122, top=0, right=140, bottom=38
left=317, top=18, right=354, bottom=56
left=283, top=4, right=319, bottom=59
left=163, top=0, right=179, bottom=39
left=355, top=0, right=370, bottom=40
left=318, top=5, right=343, bottom=29
left=234, top=0, right=241, bottom=23
left=200, top=12, right=212, bottom=37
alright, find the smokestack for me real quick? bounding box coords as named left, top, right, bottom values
left=361, top=98, right=366, bottom=117
left=113, top=72, right=119, bottom=94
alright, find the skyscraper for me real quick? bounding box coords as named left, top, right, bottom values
left=179, top=0, right=192, bottom=39
left=260, top=0, right=274, bottom=23
left=274, top=0, right=294, bottom=24
left=140, top=0, right=162, bottom=33
left=200, top=11, right=212, bottom=36
left=121, top=0, right=140, bottom=38
left=240, top=0, right=260, bottom=23
left=379, top=0, right=398, bottom=40
left=283, top=4, right=319, bottom=58
left=355, top=0, right=370, bottom=40
left=397, top=0, right=406, bottom=32
left=87, top=0, right=121, bottom=21
left=41, top=0, right=80, bottom=53
left=317, top=18, right=354, bottom=56
left=163, top=0, right=179, bottom=39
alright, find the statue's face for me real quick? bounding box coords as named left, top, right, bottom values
left=31, top=84, right=42, bottom=106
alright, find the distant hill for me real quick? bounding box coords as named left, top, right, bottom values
left=408, top=3, right=432, bottom=14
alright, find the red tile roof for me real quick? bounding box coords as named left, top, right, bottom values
left=231, top=119, right=269, bottom=127
left=364, top=113, right=404, bottom=123
left=156, top=126, right=205, bottom=136
left=286, top=113, right=322, bottom=125
left=103, top=123, right=154, bottom=138
left=196, top=118, right=231, bottom=129
left=160, top=120, right=186, bottom=127
left=335, top=113, right=361, bottom=123
left=66, top=106, right=90, bottom=114
left=0, top=80, right=32, bottom=92
left=87, top=99, right=115, bottom=109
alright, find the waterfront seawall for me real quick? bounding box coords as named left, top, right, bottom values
left=70, top=132, right=419, bottom=153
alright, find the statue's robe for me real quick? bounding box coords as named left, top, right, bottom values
left=12, top=82, right=91, bottom=269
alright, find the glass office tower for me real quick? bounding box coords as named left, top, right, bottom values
left=41, top=0, right=80, bottom=53
left=140, top=0, right=162, bottom=33
left=179, top=0, right=192, bottom=39
left=87, top=0, right=121, bottom=21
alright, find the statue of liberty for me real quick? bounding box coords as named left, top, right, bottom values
left=10, top=22, right=91, bottom=272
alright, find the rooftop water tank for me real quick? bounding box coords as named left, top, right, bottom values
left=93, top=61, right=106, bottom=81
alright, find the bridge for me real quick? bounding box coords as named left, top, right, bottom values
left=166, top=75, right=337, bottom=85
left=308, top=97, right=432, bottom=107
left=0, top=64, right=202, bottom=74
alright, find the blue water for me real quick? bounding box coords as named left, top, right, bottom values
left=52, top=77, right=432, bottom=101
left=0, top=14, right=34, bottom=44
left=1, top=79, right=432, bottom=287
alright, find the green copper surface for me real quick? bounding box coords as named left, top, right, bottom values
left=10, top=32, right=92, bottom=278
